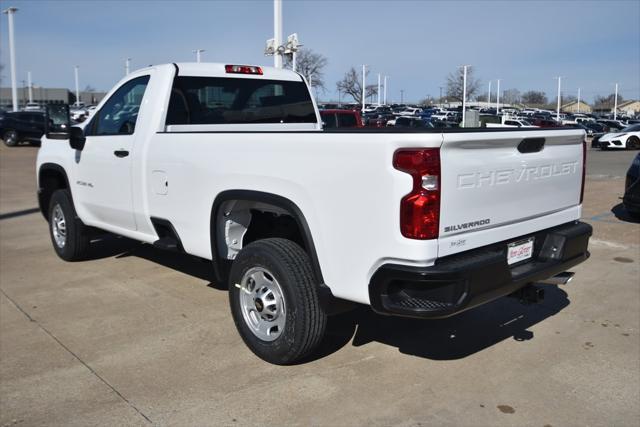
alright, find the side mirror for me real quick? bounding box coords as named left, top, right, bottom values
left=69, top=126, right=86, bottom=151
left=45, top=104, right=71, bottom=140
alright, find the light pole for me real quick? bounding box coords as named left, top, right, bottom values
left=27, top=71, right=33, bottom=103
left=125, top=58, right=131, bottom=75
left=614, top=83, right=619, bottom=120
left=555, top=76, right=562, bottom=122
left=377, top=74, right=381, bottom=106
left=400, top=89, right=404, bottom=104
left=460, top=65, right=470, bottom=128
left=487, top=80, right=492, bottom=109
left=361, top=64, right=366, bottom=112
left=439, top=86, right=443, bottom=107
left=496, top=79, right=501, bottom=114
left=273, top=0, right=283, bottom=68
left=3, top=6, right=19, bottom=111
left=74, top=66, right=80, bottom=106
left=577, top=88, right=581, bottom=114
left=193, top=49, right=205, bottom=63
left=383, top=75, right=388, bottom=105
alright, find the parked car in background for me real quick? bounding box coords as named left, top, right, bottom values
left=70, top=105, right=89, bottom=122
left=486, top=118, right=538, bottom=128
left=320, top=109, right=363, bottom=129
left=623, top=154, right=640, bottom=218
left=597, top=119, right=626, bottom=132
left=598, top=124, right=640, bottom=150
left=0, top=110, right=45, bottom=146
left=397, top=107, right=422, bottom=116
left=366, top=113, right=395, bottom=128
left=393, top=116, right=434, bottom=128
left=24, top=102, right=43, bottom=112
left=530, top=118, right=563, bottom=128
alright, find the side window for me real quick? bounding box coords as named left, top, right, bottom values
left=322, top=113, right=337, bottom=128
left=91, top=75, right=150, bottom=136
left=337, top=113, right=357, bottom=128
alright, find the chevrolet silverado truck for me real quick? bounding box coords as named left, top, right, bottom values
left=37, top=63, right=592, bottom=364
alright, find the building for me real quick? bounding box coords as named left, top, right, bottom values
left=0, top=86, right=106, bottom=109
left=561, top=100, right=592, bottom=113
left=617, top=100, right=640, bottom=116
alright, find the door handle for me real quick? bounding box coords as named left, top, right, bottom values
left=114, top=150, right=129, bottom=158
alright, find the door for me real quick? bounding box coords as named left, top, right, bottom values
left=72, top=75, right=150, bottom=231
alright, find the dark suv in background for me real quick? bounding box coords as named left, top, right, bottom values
left=0, top=111, right=46, bottom=146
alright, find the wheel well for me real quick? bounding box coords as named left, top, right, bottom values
left=38, top=165, right=69, bottom=219
left=210, top=191, right=324, bottom=286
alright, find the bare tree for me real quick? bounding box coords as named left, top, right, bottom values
left=594, top=93, right=623, bottom=107
left=445, top=66, right=480, bottom=102
left=284, top=48, right=328, bottom=92
left=336, top=67, right=378, bottom=105
left=83, top=84, right=96, bottom=92
left=521, top=90, right=548, bottom=106
left=501, top=88, right=521, bottom=105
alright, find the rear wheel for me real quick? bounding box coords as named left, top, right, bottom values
left=2, top=130, right=18, bottom=147
left=228, top=238, right=327, bottom=365
left=627, top=136, right=640, bottom=150
left=48, top=189, right=90, bottom=261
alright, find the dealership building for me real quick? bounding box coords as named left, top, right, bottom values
left=0, top=87, right=106, bottom=109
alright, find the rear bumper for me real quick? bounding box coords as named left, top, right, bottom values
left=369, top=221, right=592, bottom=319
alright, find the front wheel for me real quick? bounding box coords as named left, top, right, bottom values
left=48, top=189, right=90, bottom=261
left=2, top=130, right=18, bottom=147
left=228, top=238, right=327, bottom=365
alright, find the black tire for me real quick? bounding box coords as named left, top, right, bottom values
left=48, top=189, right=90, bottom=261
left=627, top=136, right=640, bottom=150
left=2, top=129, right=19, bottom=147
left=228, top=238, right=327, bottom=365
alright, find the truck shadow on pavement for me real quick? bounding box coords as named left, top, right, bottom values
left=85, top=235, right=570, bottom=362
left=313, top=286, right=570, bottom=362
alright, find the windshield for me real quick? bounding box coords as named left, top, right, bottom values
left=622, top=124, right=640, bottom=132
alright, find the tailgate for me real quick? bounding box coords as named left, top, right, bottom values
left=438, top=129, right=585, bottom=256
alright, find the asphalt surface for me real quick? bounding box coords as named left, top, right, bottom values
left=1, top=143, right=639, bottom=426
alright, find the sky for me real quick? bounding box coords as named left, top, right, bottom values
left=0, top=0, right=639, bottom=104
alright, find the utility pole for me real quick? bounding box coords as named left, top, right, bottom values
left=3, top=7, right=19, bottom=111
left=496, top=79, right=501, bottom=114
left=487, top=80, right=492, bottom=109
left=193, top=49, right=205, bottom=63
left=273, top=0, right=283, bottom=68
left=125, top=57, right=131, bottom=75
left=577, top=88, right=581, bottom=114
left=614, top=83, right=618, bottom=120
left=27, top=71, right=33, bottom=103
left=555, top=76, right=562, bottom=122
left=74, top=66, right=80, bottom=106
left=461, top=65, right=469, bottom=128
left=400, top=89, right=404, bottom=104
left=383, top=76, right=388, bottom=105
left=377, top=74, right=381, bottom=106
left=361, top=64, right=366, bottom=112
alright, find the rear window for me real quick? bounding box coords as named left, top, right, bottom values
left=166, top=76, right=316, bottom=125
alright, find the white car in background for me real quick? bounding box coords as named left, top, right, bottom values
left=599, top=124, right=640, bottom=150
left=398, top=107, right=422, bottom=116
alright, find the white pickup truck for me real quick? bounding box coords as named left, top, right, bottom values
left=37, top=63, right=592, bottom=364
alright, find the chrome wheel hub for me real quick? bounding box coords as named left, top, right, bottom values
left=51, top=204, right=67, bottom=248
left=239, top=267, right=285, bottom=342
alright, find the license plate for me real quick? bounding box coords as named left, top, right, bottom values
left=507, top=237, right=534, bottom=265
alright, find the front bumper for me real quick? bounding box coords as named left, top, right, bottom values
left=369, top=221, right=592, bottom=319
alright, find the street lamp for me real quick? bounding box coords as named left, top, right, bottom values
left=125, top=57, right=131, bottom=74
left=3, top=6, right=19, bottom=111
left=460, top=65, right=470, bottom=127
left=613, top=83, right=619, bottom=120
left=273, top=0, right=283, bottom=68
left=487, top=81, right=492, bottom=109
left=496, top=79, right=501, bottom=114
left=193, top=49, right=205, bottom=63
left=555, top=76, right=562, bottom=122
left=74, top=66, right=80, bottom=106
left=383, top=75, right=388, bottom=105
left=27, top=71, right=33, bottom=103
left=361, top=65, right=367, bottom=113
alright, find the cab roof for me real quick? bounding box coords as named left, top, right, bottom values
left=173, top=62, right=304, bottom=81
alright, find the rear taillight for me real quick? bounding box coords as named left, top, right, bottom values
left=225, top=64, right=263, bottom=75
left=393, top=148, right=441, bottom=239
left=580, top=139, right=586, bottom=203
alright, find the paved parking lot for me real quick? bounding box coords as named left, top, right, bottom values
left=1, top=144, right=639, bottom=426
